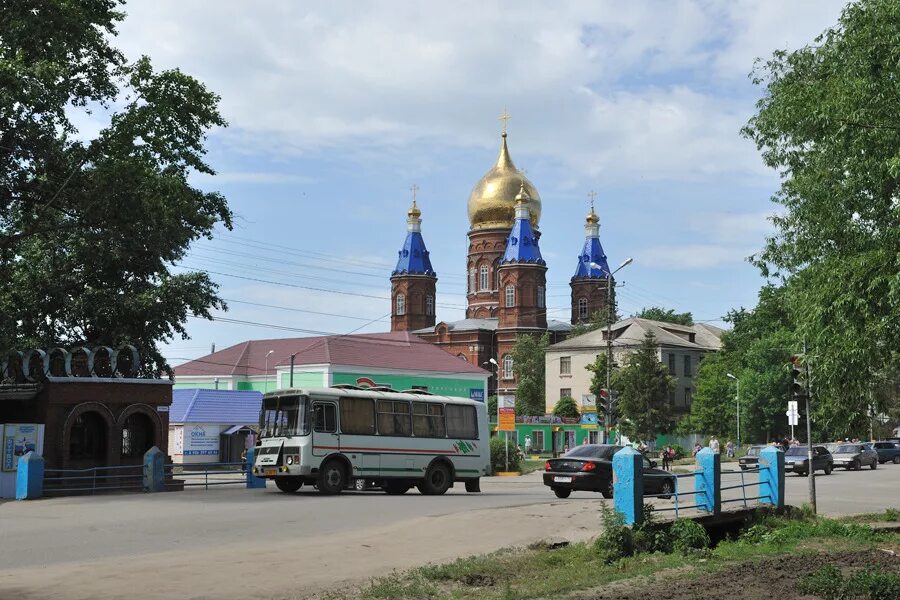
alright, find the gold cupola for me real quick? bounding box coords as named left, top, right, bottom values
left=467, top=132, right=541, bottom=230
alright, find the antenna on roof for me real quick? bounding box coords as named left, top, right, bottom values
left=211, top=342, right=216, bottom=354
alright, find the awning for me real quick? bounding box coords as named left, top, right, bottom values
left=222, top=424, right=253, bottom=435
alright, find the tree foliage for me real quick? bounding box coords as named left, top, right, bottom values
left=615, top=332, right=675, bottom=441
left=0, top=1, right=232, bottom=376
left=634, top=307, right=694, bottom=326
left=743, top=0, right=900, bottom=437
left=510, top=332, right=549, bottom=416
left=552, top=396, right=580, bottom=418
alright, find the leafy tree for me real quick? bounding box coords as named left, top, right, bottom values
left=510, top=332, right=549, bottom=416
left=0, top=1, right=232, bottom=376
left=552, top=396, right=580, bottom=418
left=570, top=306, right=621, bottom=337
left=486, top=395, right=497, bottom=420
left=689, top=352, right=738, bottom=439
left=743, top=0, right=900, bottom=437
left=585, top=352, right=617, bottom=419
left=634, top=307, right=694, bottom=326
left=615, top=332, right=675, bottom=441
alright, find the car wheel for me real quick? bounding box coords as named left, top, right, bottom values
left=824, top=464, right=832, bottom=475
left=553, top=487, right=571, bottom=499
left=894, top=456, right=900, bottom=464
left=854, top=460, right=861, bottom=471
left=870, top=460, right=877, bottom=470
left=317, top=459, right=347, bottom=495
left=419, top=462, right=452, bottom=495
left=464, top=478, right=481, bottom=493
left=601, top=480, right=614, bottom=499
left=660, top=480, right=674, bottom=500
left=275, top=476, right=303, bottom=493
left=384, top=480, right=411, bottom=495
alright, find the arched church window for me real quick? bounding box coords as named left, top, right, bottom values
left=578, top=297, right=588, bottom=320
left=425, top=294, right=434, bottom=316
left=502, top=354, right=514, bottom=380
left=480, top=265, right=489, bottom=290
left=493, top=260, right=500, bottom=291
left=468, top=268, right=476, bottom=293
left=537, top=285, right=545, bottom=308
left=396, top=293, right=406, bottom=316
left=505, top=285, right=515, bottom=307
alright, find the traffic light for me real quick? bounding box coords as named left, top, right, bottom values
left=790, top=355, right=807, bottom=400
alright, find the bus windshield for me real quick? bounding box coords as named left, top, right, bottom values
left=259, top=395, right=309, bottom=438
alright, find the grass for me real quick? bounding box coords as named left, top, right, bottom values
left=519, top=459, right=545, bottom=475
left=348, top=508, right=900, bottom=600
left=837, top=508, right=900, bottom=524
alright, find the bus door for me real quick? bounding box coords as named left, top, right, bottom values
left=311, top=400, right=339, bottom=457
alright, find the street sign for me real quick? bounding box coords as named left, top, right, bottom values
left=786, top=410, right=799, bottom=426
left=498, top=407, right=516, bottom=431
left=788, top=400, right=798, bottom=413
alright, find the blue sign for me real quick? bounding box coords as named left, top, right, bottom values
left=469, top=388, right=485, bottom=402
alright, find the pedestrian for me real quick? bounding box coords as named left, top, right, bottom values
left=725, top=440, right=734, bottom=458
left=582, top=437, right=589, bottom=446
left=709, top=436, right=720, bottom=454
left=524, top=435, right=532, bottom=456
left=661, top=446, right=671, bottom=471
left=692, top=442, right=702, bottom=457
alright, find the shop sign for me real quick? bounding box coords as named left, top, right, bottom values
left=2, top=424, right=41, bottom=472
left=498, top=408, right=516, bottom=432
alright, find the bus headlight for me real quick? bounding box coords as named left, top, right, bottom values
left=286, top=456, right=294, bottom=465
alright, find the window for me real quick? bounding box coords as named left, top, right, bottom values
left=668, top=353, right=676, bottom=375
left=340, top=397, right=375, bottom=435
left=413, top=402, right=446, bottom=438
left=446, top=405, right=478, bottom=439
left=502, top=354, right=513, bottom=379
left=560, top=388, right=572, bottom=400
left=505, top=285, right=515, bottom=307
left=69, top=411, right=107, bottom=460
left=377, top=400, right=411, bottom=436
left=468, top=268, right=475, bottom=293
left=537, top=285, right=545, bottom=308
left=313, top=403, right=337, bottom=433
left=684, top=355, right=692, bottom=377
left=560, top=356, right=571, bottom=375
left=121, top=412, right=154, bottom=458
left=578, top=297, right=588, bottom=319
left=480, top=265, right=489, bottom=290
left=425, top=294, right=434, bottom=316
left=396, top=293, right=406, bottom=315
left=532, top=430, right=545, bottom=452
left=684, top=387, right=692, bottom=406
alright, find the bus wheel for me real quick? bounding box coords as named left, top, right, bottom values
left=384, top=480, right=411, bottom=495
left=419, top=462, right=452, bottom=495
left=275, top=477, right=303, bottom=493
left=464, top=478, right=481, bottom=493
left=317, top=460, right=346, bottom=495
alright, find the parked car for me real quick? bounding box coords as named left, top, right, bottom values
left=543, top=444, right=676, bottom=500
left=871, top=441, right=900, bottom=464
left=739, top=445, right=765, bottom=470
left=784, top=445, right=833, bottom=476
left=830, top=443, right=878, bottom=470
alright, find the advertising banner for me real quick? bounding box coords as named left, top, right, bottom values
left=498, top=408, right=516, bottom=432
left=2, top=424, right=42, bottom=472
left=469, top=388, right=485, bottom=402
left=183, top=424, right=221, bottom=456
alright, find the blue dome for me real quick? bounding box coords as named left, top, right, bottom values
left=501, top=205, right=545, bottom=266
left=572, top=237, right=610, bottom=279
left=392, top=231, right=435, bottom=276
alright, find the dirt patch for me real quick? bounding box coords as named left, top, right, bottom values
left=575, top=550, right=900, bottom=600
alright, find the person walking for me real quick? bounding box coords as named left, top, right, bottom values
left=709, top=436, right=720, bottom=454
left=725, top=439, right=734, bottom=458
left=524, top=435, right=532, bottom=456
left=661, top=445, right=672, bottom=471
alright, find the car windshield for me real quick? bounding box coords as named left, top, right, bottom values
left=565, top=445, right=612, bottom=459
left=836, top=444, right=861, bottom=453
left=746, top=446, right=762, bottom=456
left=259, top=395, right=309, bottom=438
left=785, top=446, right=808, bottom=456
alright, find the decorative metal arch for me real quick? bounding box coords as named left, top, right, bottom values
left=0, top=345, right=141, bottom=382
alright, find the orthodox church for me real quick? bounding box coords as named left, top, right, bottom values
left=389, top=128, right=617, bottom=398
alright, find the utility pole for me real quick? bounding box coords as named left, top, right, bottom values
left=804, top=341, right=817, bottom=514
left=605, top=273, right=613, bottom=437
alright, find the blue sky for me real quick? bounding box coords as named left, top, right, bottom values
left=101, top=1, right=848, bottom=365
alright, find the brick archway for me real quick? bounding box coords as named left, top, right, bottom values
left=61, top=402, right=116, bottom=468
left=116, top=403, right=164, bottom=461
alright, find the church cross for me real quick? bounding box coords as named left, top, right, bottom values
left=498, top=108, right=511, bottom=135
left=587, top=190, right=598, bottom=211
left=410, top=183, right=419, bottom=204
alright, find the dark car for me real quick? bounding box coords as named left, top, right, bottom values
left=739, top=445, right=765, bottom=470
left=543, top=444, right=676, bottom=500
left=831, top=443, right=878, bottom=470
left=784, top=445, right=833, bottom=476
left=872, top=441, right=900, bottom=464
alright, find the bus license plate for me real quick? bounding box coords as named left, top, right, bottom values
left=264, top=468, right=276, bottom=477
left=554, top=476, right=572, bottom=483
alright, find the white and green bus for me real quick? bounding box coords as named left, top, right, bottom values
left=252, top=386, right=490, bottom=495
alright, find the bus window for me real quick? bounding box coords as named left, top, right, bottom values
left=260, top=395, right=309, bottom=438
left=446, top=405, right=477, bottom=439
left=413, top=402, right=445, bottom=438
left=340, top=397, right=375, bottom=435
left=313, top=403, right=337, bottom=433
left=377, top=400, right=411, bottom=437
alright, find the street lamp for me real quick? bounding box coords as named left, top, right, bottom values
left=265, top=350, right=274, bottom=393
left=727, top=373, right=740, bottom=448
left=590, top=258, right=633, bottom=442
left=484, top=357, right=510, bottom=470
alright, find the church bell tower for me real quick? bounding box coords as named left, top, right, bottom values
left=390, top=189, right=437, bottom=332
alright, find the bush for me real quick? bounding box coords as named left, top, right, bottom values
left=490, top=436, right=521, bottom=473
left=670, top=444, right=687, bottom=460
left=798, top=565, right=900, bottom=600
left=593, top=505, right=634, bottom=564
left=552, top=396, right=580, bottom=418
left=668, top=519, right=710, bottom=555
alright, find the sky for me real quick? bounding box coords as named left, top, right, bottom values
left=100, top=0, right=849, bottom=366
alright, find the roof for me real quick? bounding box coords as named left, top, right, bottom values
left=170, top=389, right=263, bottom=424
left=500, top=196, right=545, bottom=265
left=392, top=229, right=435, bottom=276
left=174, top=331, right=487, bottom=378
left=548, top=317, right=724, bottom=352
left=547, top=319, right=573, bottom=332
left=572, top=233, right=610, bottom=279
left=415, top=318, right=499, bottom=334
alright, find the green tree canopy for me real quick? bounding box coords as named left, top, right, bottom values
left=615, top=332, right=675, bottom=441
left=634, top=307, right=694, bottom=326
left=743, top=0, right=900, bottom=437
left=0, top=0, right=232, bottom=376
left=510, top=332, right=549, bottom=416
left=552, top=396, right=580, bottom=418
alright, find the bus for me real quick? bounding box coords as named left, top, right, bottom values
left=252, top=386, right=491, bottom=495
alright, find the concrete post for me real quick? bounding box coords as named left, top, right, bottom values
left=143, top=446, right=165, bottom=492
left=245, top=446, right=266, bottom=489
left=694, top=447, right=720, bottom=514
left=758, top=446, right=785, bottom=509
left=613, top=446, right=643, bottom=526
left=15, top=452, right=44, bottom=500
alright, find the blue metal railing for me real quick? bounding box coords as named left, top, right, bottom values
left=43, top=464, right=144, bottom=496
left=165, top=462, right=246, bottom=490
left=644, top=471, right=700, bottom=518
left=643, top=464, right=767, bottom=518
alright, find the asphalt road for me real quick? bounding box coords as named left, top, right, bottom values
left=0, top=464, right=897, bottom=599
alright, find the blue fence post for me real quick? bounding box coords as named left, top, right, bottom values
left=694, top=447, right=721, bottom=514
left=15, top=452, right=44, bottom=500
left=758, top=446, right=785, bottom=509
left=613, top=446, right=643, bottom=526
left=245, top=446, right=266, bottom=489
left=143, top=446, right=165, bottom=492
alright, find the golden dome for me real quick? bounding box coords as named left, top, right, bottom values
left=586, top=207, right=599, bottom=225
left=407, top=199, right=421, bottom=220
left=467, top=133, right=541, bottom=230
